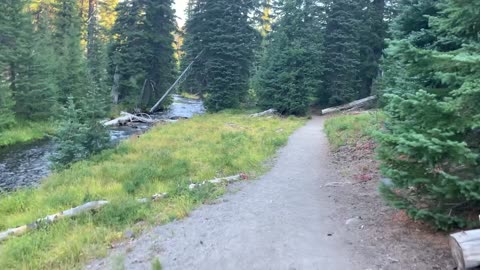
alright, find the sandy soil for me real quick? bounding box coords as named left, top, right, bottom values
left=86, top=116, right=456, bottom=270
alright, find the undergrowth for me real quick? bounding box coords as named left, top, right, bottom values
left=324, top=111, right=385, bottom=149
left=0, top=112, right=304, bottom=269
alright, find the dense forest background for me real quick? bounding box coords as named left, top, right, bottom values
left=1, top=0, right=479, bottom=228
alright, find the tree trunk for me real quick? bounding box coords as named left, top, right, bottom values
left=321, top=96, right=377, bottom=115
left=111, top=65, right=120, bottom=104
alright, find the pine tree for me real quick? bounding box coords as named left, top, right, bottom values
left=182, top=0, right=258, bottom=111
left=110, top=0, right=176, bottom=109
left=87, top=0, right=110, bottom=112
left=0, top=0, right=26, bottom=129
left=15, top=6, right=59, bottom=120
left=53, top=0, right=89, bottom=104
left=255, top=0, right=324, bottom=115
left=378, top=0, right=480, bottom=230
left=109, top=0, right=146, bottom=105
left=140, top=0, right=176, bottom=109
left=357, top=0, right=387, bottom=99
left=0, top=81, right=15, bottom=130
left=320, top=0, right=363, bottom=105
left=180, top=0, right=208, bottom=95
left=50, top=97, right=88, bottom=169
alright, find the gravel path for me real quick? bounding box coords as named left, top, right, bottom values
left=87, top=116, right=373, bottom=270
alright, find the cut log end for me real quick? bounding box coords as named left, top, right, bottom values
left=450, top=230, right=480, bottom=270
left=450, top=235, right=466, bottom=270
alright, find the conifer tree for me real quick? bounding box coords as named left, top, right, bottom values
left=15, top=7, right=59, bottom=120
left=110, top=0, right=176, bottom=109
left=141, top=0, right=176, bottom=109
left=53, top=0, right=89, bottom=104
left=87, top=0, right=110, bottom=112
left=320, top=0, right=363, bottom=105
left=357, top=0, right=387, bottom=99
left=378, top=0, right=480, bottom=230
left=255, top=0, right=324, bottom=115
left=0, top=0, right=26, bottom=128
left=51, top=97, right=88, bottom=169
left=0, top=81, right=15, bottom=130
left=182, top=0, right=258, bottom=111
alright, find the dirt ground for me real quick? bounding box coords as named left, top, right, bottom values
left=86, top=116, right=456, bottom=270
left=330, top=137, right=456, bottom=269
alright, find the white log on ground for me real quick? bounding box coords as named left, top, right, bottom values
left=0, top=174, right=244, bottom=242
left=450, top=230, right=480, bottom=270
left=0, top=201, right=109, bottom=242
left=103, top=112, right=158, bottom=127
left=189, top=174, right=247, bottom=190
left=321, top=96, right=377, bottom=115
left=250, top=109, right=277, bottom=118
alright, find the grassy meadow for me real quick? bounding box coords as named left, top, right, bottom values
left=0, top=121, right=55, bottom=148
left=324, top=111, right=385, bottom=149
left=0, top=112, right=304, bottom=269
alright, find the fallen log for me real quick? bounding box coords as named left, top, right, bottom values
left=103, top=112, right=158, bottom=127
left=0, top=174, right=245, bottom=242
left=450, top=230, right=480, bottom=270
left=250, top=109, right=277, bottom=118
left=321, top=96, right=377, bottom=115
left=0, top=201, right=109, bottom=242
left=188, top=174, right=248, bottom=190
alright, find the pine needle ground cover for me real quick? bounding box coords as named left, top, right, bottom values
left=0, top=112, right=304, bottom=269
left=0, top=121, right=55, bottom=148
left=324, top=111, right=385, bottom=149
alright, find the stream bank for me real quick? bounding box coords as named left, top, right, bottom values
left=0, top=95, right=205, bottom=192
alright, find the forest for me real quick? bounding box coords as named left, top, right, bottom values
left=0, top=0, right=480, bottom=269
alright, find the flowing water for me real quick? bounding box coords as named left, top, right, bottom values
left=0, top=95, right=205, bottom=192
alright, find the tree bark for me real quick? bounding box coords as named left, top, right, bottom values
left=321, top=96, right=377, bottom=115
left=450, top=230, right=480, bottom=270
left=111, top=65, right=120, bottom=104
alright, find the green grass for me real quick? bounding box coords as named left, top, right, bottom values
left=0, top=112, right=305, bottom=270
left=0, top=121, right=55, bottom=148
left=324, top=111, right=385, bottom=149
left=179, top=92, right=201, bottom=100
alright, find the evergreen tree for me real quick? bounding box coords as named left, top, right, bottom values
left=141, top=0, right=176, bottom=109
left=180, top=0, right=208, bottom=95
left=0, top=0, right=26, bottom=128
left=53, top=0, right=89, bottom=104
left=357, top=0, right=387, bottom=99
left=320, top=0, right=363, bottom=105
left=110, top=0, right=176, bottom=109
left=87, top=0, right=110, bottom=112
left=15, top=7, right=59, bottom=120
left=0, top=81, right=15, bottom=130
left=182, top=0, right=258, bottom=111
left=80, top=88, right=110, bottom=156
left=51, top=97, right=88, bottom=169
left=255, top=0, right=324, bottom=115
left=378, top=0, right=480, bottom=230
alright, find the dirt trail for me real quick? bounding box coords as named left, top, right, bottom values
left=87, top=116, right=452, bottom=270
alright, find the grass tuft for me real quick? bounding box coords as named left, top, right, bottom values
left=0, top=121, right=55, bottom=148
left=0, top=112, right=305, bottom=269
left=324, top=111, right=385, bottom=149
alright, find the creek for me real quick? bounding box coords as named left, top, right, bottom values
left=0, top=95, right=204, bottom=192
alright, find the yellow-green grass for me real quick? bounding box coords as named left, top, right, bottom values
left=0, top=121, right=55, bottom=148
left=324, top=111, right=385, bottom=149
left=179, top=92, right=201, bottom=100
left=0, top=112, right=305, bottom=270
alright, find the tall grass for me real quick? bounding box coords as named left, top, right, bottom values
left=0, top=121, right=55, bottom=147
left=0, top=112, right=304, bottom=269
left=324, top=111, right=385, bottom=149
